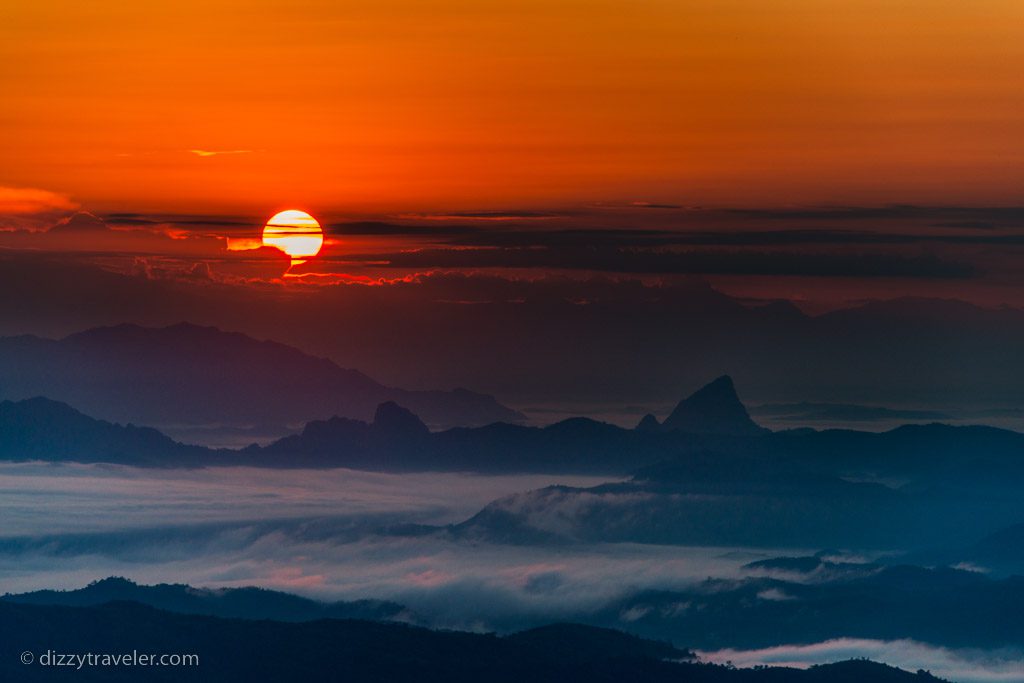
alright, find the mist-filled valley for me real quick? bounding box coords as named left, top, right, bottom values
left=3, top=427, right=1024, bottom=683
left=3, top=353, right=1024, bottom=683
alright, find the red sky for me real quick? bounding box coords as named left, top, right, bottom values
left=2, top=0, right=1023, bottom=213
left=2, top=0, right=1024, bottom=322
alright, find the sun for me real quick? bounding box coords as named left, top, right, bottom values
left=262, top=210, right=324, bottom=262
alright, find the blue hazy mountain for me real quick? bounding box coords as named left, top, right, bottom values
left=4, top=374, right=1024, bottom=485
left=0, top=599, right=946, bottom=683
left=2, top=577, right=409, bottom=623
left=588, top=560, right=1024, bottom=652
left=0, top=396, right=207, bottom=465
left=912, top=522, right=1024, bottom=576
left=450, top=421, right=1024, bottom=548
left=249, top=375, right=774, bottom=471
left=966, top=523, right=1024, bottom=566
left=0, top=323, right=523, bottom=436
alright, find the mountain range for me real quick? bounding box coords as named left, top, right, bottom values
left=8, top=567, right=1024, bottom=661
left=0, top=323, right=523, bottom=442
left=12, top=573, right=1019, bottom=679
left=9, top=259, right=1024, bottom=415
left=588, top=560, right=1024, bottom=651
left=0, top=374, right=769, bottom=470
left=3, top=373, right=1024, bottom=480
left=2, top=577, right=409, bottom=623
left=5, top=371, right=1024, bottom=550
left=0, top=598, right=946, bottom=682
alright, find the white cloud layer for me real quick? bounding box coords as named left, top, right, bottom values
left=699, top=639, right=1024, bottom=683
left=0, top=462, right=763, bottom=629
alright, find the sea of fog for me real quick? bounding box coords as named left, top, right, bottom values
left=2, top=461, right=1021, bottom=682
left=0, top=463, right=769, bottom=621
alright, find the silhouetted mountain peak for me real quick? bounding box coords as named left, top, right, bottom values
left=662, top=375, right=767, bottom=436
left=686, top=374, right=739, bottom=402
left=373, top=402, right=430, bottom=437
left=635, top=414, right=661, bottom=432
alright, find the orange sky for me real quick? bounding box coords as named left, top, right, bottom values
left=2, top=0, right=1022, bottom=213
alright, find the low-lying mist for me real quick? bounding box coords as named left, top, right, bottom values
left=0, top=462, right=764, bottom=628
left=699, top=640, right=1024, bottom=683
left=6, top=462, right=1024, bottom=679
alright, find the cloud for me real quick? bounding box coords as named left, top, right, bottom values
left=0, top=461, right=609, bottom=539
left=630, top=201, right=684, bottom=209
left=225, top=237, right=265, bottom=251
left=0, top=186, right=78, bottom=215
left=699, top=639, right=1024, bottom=683
left=446, top=227, right=1024, bottom=249
left=325, top=221, right=485, bottom=237
left=0, top=461, right=744, bottom=630
left=103, top=213, right=256, bottom=229
left=0, top=186, right=79, bottom=232
left=330, top=246, right=976, bottom=279
left=188, top=149, right=254, bottom=157
left=395, top=211, right=562, bottom=221
left=725, top=205, right=1024, bottom=227
left=755, top=587, right=796, bottom=601
left=2, top=458, right=1022, bottom=683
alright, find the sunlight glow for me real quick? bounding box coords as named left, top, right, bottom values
left=262, top=210, right=324, bottom=261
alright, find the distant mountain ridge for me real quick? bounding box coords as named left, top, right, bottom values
left=0, top=323, right=524, bottom=439
left=3, top=376, right=1024, bottom=482
left=4, top=568, right=1021, bottom=662
left=2, top=577, right=409, bottom=623
left=0, top=396, right=207, bottom=466
left=586, top=559, right=1024, bottom=651
left=0, top=598, right=946, bottom=682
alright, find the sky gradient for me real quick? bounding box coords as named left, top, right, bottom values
left=3, top=0, right=1023, bottom=212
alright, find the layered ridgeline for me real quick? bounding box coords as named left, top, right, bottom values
left=5, top=376, right=1024, bottom=550
left=7, top=569, right=1023, bottom=661
left=0, top=589, right=946, bottom=683
left=3, top=372, right=1024, bottom=478
left=2, top=577, right=409, bottom=623
left=0, top=374, right=770, bottom=469
left=0, top=323, right=522, bottom=438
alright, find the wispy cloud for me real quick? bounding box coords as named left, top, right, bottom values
left=0, top=186, right=78, bottom=215
left=395, top=211, right=561, bottom=221
left=188, top=149, right=254, bottom=157
left=630, top=201, right=684, bottom=209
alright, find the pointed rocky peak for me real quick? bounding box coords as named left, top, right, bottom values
left=635, top=413, right=661, bottom=432
left=372, top=401, right=430, bottom=438
left=662, top=375, right=766, bottom=436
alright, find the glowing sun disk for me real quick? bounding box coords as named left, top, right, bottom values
left=262, top=209, right=324, bottom=260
